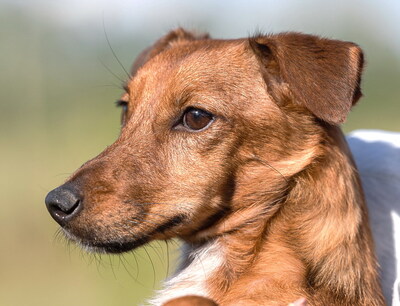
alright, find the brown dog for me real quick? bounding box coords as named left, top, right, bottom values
left=45, top=29, right=385, bottom=305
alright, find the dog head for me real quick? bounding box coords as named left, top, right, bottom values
left=45, top=29, right=364, bottom=253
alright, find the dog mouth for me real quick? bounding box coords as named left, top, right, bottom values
left=61, top=228, right=150, bottom=254
left=61, top=214, right=187, bottom=254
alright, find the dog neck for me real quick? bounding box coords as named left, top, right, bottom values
left=148, top=240, right=223, bottom=306
left=151, top=126, right=384, bottom=305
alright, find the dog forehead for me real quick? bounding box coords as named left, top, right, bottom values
left=128, top=39, right=264, bottom=105
left=171, top=40, right=252, bottom=71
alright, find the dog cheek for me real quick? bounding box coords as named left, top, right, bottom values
left=66, top=198, right=137, bottom=242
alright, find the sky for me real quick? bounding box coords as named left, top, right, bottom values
left=3, top=0, right=400, bottom=54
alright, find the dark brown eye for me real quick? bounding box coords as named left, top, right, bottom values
left=182, top=108, right=214, bottom=131
left=116, top=100, right=128, bottom=126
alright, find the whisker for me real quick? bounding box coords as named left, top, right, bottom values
left=109, top=255, right=117, bottom=280
left=131, top=217, right=163, bottom=227
left=250, top=155, right=289, bottom=184
left=143, top=245, right=156, bottom=288
left=67, top=236, right=73, bottom=262
left=127, top=219, right=140, bottom=225
left=147, top=243, right=164, bottom=272
left=98, top=56, right=126, bottom=84
left=140, top=211, right=182, bottom=219
left=192, top=247, right=207, bottom=282
left=53, top=228, right=64, bottom=243
left=102, top=14, right=131, bottom=80
left=129, top=217, right=185, bottom=240
left=171, top=238, right=181, bottom=248
left=128, top=219, right=157, bottom=231
left=132, top=254, right=140, bottom=281
left=120, top=254, right=145, bottom=286
left=151, top=240, right=166, bottom=269
left=165, top=240, right=170, bottom=279
left=95, top=253, right=104, bottom=271
left=128, top=201, right=194, bottom=207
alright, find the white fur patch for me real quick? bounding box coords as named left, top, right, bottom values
left=147, top=240, right=223, bottom=306
left=347, top=130, right=400, bottom=305
left=392, top=212, right=400, bottom=306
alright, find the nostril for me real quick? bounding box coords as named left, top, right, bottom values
left=48, top=199, right=80, bottom=218
left=45, top=185, right=82, bottom=226
left=64, top=199, right=80, bottom=215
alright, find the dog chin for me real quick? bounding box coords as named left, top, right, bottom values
left=61, top=228, right=148, bottom=254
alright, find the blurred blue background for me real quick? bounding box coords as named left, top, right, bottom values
left=0, top=0, right=399, bottom=305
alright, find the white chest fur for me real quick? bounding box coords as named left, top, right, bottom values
left=148, top=240, right=223, bottom=306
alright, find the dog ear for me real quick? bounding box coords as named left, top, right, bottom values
left=249, top=33, right=364, bottom=124
left=131, top=28, right=209, bottom=76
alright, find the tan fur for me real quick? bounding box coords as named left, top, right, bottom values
left=46, top=29, right=385, bottom=305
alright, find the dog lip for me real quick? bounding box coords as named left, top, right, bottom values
left=62, top=214, right=187, bottom=254
left=88, top=238, right=150, bottom=254
left=62, top=228, right=150, bottom=254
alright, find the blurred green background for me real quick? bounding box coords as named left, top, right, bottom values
left=0, top=0, right=399, bottom=305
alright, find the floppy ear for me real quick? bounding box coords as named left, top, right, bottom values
left=249, top=32, right=364, bottom=124
left=131, top=28, right=209, bottom=76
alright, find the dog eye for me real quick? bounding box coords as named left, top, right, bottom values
left=182, top=108, right=214, bottom=131
left=116, top=100, right=128, bottom=126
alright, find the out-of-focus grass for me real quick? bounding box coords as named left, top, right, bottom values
left=0, top=69, right=180, bottom=305
left=0, top=67, right=178, bottom=305
left=0, top=6, right=178, bottom=306
left=343, top=47, right=400, bottom=132
left=0, top=2, right=399, bottom=306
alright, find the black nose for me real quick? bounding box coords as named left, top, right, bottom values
left=45, top=184, right=82, bottom=226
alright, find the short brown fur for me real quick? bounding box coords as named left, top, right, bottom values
left=47, top=29, right=384, bottom=305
